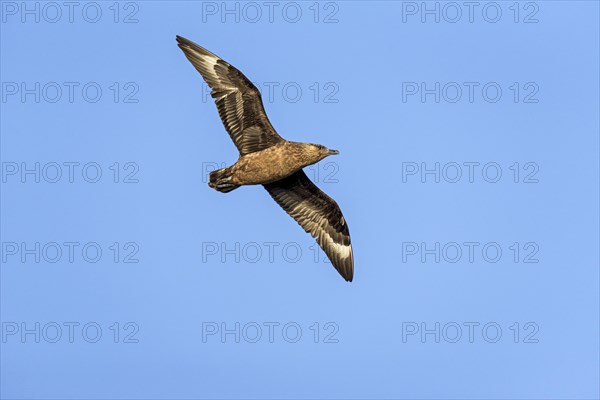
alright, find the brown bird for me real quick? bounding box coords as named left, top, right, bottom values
left=176, top=35, right=354, bottom=282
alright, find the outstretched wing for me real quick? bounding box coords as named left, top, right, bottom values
left=176, top=35, right=283, bottom=155
left=264, top=171, right=354, bottom=281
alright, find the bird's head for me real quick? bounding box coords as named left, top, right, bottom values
left=305, top=143, right=340, bottom=163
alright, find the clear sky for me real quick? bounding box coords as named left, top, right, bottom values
left=1, top=1, right=599, bottom=399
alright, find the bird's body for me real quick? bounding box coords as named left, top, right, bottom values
left=210, top=141, right=336, bottom=189
left=176, top=35, right=354, bottom=281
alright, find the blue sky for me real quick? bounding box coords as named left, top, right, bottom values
left=1, top=1, right=599, bottom=399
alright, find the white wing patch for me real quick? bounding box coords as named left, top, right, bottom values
left=321, top=231, right=352, bottom=259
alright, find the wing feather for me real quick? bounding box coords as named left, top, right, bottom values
left=264, top=171, right=354, bottom=281
left=176, top=36, right=283, bottom=155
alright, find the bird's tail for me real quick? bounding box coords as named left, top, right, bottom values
left=208, top=167, right=239, bottom=193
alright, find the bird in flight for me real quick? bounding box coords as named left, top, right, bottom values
left=176, top=36, right=354, bottom=282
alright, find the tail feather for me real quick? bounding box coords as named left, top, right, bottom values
left=209, top=168, right=239, bottom=193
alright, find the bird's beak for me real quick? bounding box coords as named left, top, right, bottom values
left=328, top=149, right=340, bottom=155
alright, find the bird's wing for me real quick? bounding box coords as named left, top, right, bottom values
left=176, top=35, right=283, bottom=155
left=263, top=171, right=354, bottom=281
